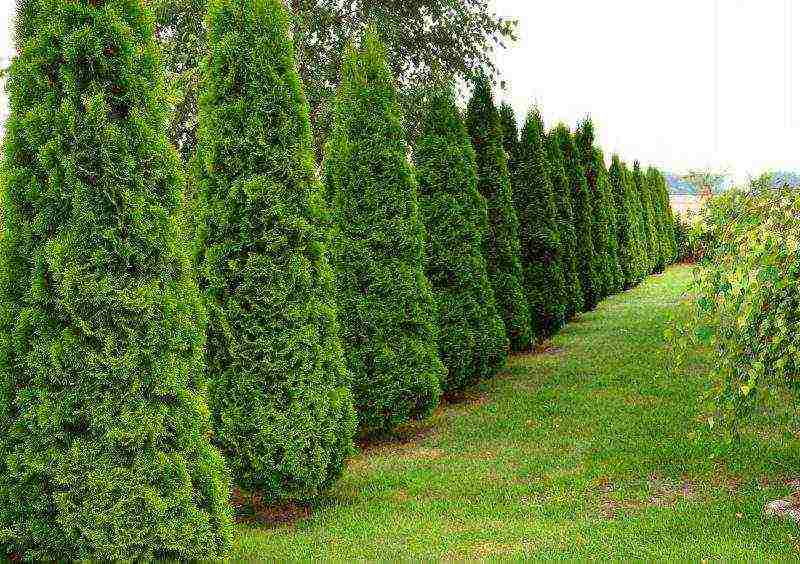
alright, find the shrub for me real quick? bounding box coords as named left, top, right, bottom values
left=552, top=124, right=600, bottom=312
left=625, top=161, right=648, bottom=284
left=414, top=85, right=508, bottom=392
left=195, top=0, right=357, bottom=496
left=673, top=187, right=800, bottom=432
left=514, top=108, right=567, bottom=339
left=608, top=156, right=642, bottom=289
left=646, top=167, right=667, bottom=273
left=325, top=31, right=444, bottom=432
left=575, top=119, right=623, bottom=296
left=632, top=161, right=656, bottom=275
left=546, top=130, right=584, bottom=318
left=0, top=0, right=233, bottom=559
left=466, top=75, right=532, bottom=351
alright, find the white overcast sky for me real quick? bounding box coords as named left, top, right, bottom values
left=2, top=0, right=800, bottom=179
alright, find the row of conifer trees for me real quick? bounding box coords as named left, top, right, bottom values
left=0, top=0, right=678, bottom=559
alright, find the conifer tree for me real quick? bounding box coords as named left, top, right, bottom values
left=626, top=161, right=648, bottom=283
left=325, top=31, right=444, bottom=431
left=466, top=75, right=532, bottom=351
left=546, top=131, right=584, bottom=318
left=596, top=150, right=625, bottom=293
left=196, top=0, right=357, bottom=496
left=608, top=156, right=641, bottom=289
left=659, top=171, right=679, bottom=264
left=633, top=161, right=656, bottom=274
left=499, top=102, right=520, bottom=175
left=0, top=0, right=233, bottom=558
left=514, top=109, right=567, bottom=339
left=575, top=119, right=622, bottom=296
left=646, top=167, right=667, bottom=273
left=414, top=85, right=508, bottom=392
left=553, top=124, right=601, bottom=311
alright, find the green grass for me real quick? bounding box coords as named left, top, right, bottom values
left=233, top=265, right=800, bottom=559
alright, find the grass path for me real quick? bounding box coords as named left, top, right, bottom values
left=234, top=266, right=800, bottom=559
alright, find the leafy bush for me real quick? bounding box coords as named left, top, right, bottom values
left=673, top=186, right=800, bottom=431
left=0, top=0, right=233, bottom=559
left=546, top=130, right=584, bottom=318
left=552, top=124, right=600, bottom=312
left=195, top=0, right=357, bottom=497
left=514, top=109, right=567, bottom=339
left=414, top=85, right=508, bottom=393
left=466, top=75, right=532, bottom=351
left=325, top=31, right=444, bottom=432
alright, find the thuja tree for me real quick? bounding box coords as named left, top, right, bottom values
left=325, top=31, right=444, bottom=431
left=659, top=171, right=679, bottom=264
left=633, top=161, right=656, bottom=275
left=196, top=0, right=357, bottom=496
left=499, top=102, right=520, bottom=175
left=546, top=131, right=584, bottom=318
left=553, top=124, right=600, bottom=312
left=466, top=75, right=532, bottom=351
left=626, top=161, right=648, bottom=284
left=0, top=0, right=233, bottom=559
left=646, top=167, right=667, bottom=273
left=514, top=109, right=567, bottom=339
left=609, top=156, right=641, bottom=289
left=575, top=119, right=620, bottom=297
left=595, top=150, right=624, bottom=293
left=414, top=85, right=508, bottom=392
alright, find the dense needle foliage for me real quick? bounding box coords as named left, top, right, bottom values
left=0, top=0, right=233, bottom=559
left=195, top=0, right=357, bottom=497
left=414, top=85, right=508, bottom=392
left=466, top=75, right=532, bottom=351
left=325, top=31, right=444, bottom=432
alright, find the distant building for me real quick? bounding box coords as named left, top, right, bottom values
left=663, top=172, right=723, bottom=220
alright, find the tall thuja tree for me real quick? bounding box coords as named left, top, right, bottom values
left=414, top=85, right=508, bottom=392
left=626, top=161, right=648, bottom=283
left=0, top=0, right=233, bottom=559
left=325, top=31, right=444, bottom=432
left=608, top=156, right=641, bottom=289
left=658, top=171, right=679, bottom=264
left=646, top=167, right=667, bottom=273
left=466, top=75, right=532, bottom=351
left=553, top=124, right=600, bottom=312
left=575, top=119, right=619, bottom=297
left=546, top=131, right=583, bottom=318
left=514, top=109, right=566, bottom=339
left=632, top=161, right=656, bottom=275
left=499, top=102, right=520, bottom=175
left=196, top=0, right=357, bottom=496
left=595, top=150, right=624, bottom=293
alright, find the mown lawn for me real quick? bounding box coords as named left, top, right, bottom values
left=233, top=265, right=800, bottom=559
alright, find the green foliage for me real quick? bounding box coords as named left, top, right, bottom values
left=325, top=31, right=444, bottom=432
left=414, top=85, right=508, bottom=392
left=195, top=0, right=356, bottom=496
left=553, top=124, right=600, bottom=312
left=672, top=187, right=800, bottom=433
left=646, top=167, right=667, bottom=272
left=498, top=102, right=519, bottom=174
left=575, top=119, right=622, bottom=296
left=0, top=0, right=233, bottom=559
left=514, top=109, right=567, bottom=339
left=625, top=161, right=648, bottom=284
left=154, top=0, right=517, bottom=157
left=466, top=75, right=532, bottom=351
left=546, top=130, right=584, bottom=318
left=632, top=161, right=656, bottom=275
left=608, top=157, right=642, bottom=289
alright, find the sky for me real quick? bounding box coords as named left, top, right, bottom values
left=1, top=1, right=800, bottom=180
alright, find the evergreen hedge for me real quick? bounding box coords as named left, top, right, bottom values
left=514, top=109, right=567, bottom=339
left=499, top=102, right=520, bottom=176
left=596, top=149, right=625, bottom=293
left=414, top=85, right=508, bottom=392
left=546, top=130, right=584, bottom=318
left=553, top=124, right=600, bottom=312
left=625, top=161, right=648, bottom=284
left=325, top=31, right=444, bottom=432
left=195, top=0, right=357, bottom=496
left=646, top=167, right=667, bottom=273
left=633, top=161, right=656, bottom=275
left=466, top=75, right=532, bottom=352
left=0, top=0, right=233, bottom=559
left=609, top=156, right=641, bottom=289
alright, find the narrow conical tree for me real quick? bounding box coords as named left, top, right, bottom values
left=626, top=161, right=648, bottom=284
left=633, top=161, right=656, bottom=274
left=596, top=149, right=625, bottom=293
left=466, top=75, right=532, bottom=352
left=499, top=102, right=520, bottom=175
left=659, top=171, right=679, bottom=264
left=546, top=131, right=584, bottom=318
left=0, top=0, right=232, bottom=558
left=646, top=167, right=667, bottom=273
left=514, top=109, right=567, bottom=339
left=325, top=31, right=444, bottom=432
left=414, top=85, right=508, bottom=393
left=196, top=0, right=357, bottom=496
left=608, top=156, right=641, bottom=289
left=553, top=124, right=601, bottom=312
left=575, top=119, right=620, bottom=297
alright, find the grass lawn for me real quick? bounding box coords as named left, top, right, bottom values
left=233, top=265, right=800, bottom=559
